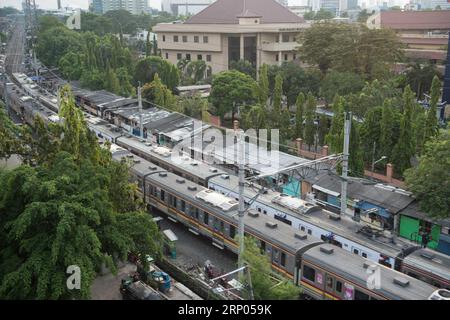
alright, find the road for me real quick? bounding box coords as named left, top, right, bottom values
left=5, top=17, right=26, bottom=75
left=157, top=214, right=238, bottom=276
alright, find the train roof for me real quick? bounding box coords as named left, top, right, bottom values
left=303, top=244, right=437, bottom=300
left=111, top=147, right=165, bottom=177
left=85, top=114, right=124, bottom=141
left=117, top=134, right=227, bottom=181
left=403, top=248, right=450, bottom=282
left=209, top=174, right=413, bottom=258
left=145, top=170, right=320, bottom=254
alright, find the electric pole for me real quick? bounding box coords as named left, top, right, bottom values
left=235, top=120, right=246, bottom=279
left=138, top=82, right=144, bottom=139
left=340, top=111, right=351, bottom=217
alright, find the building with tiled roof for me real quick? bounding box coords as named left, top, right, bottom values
left=367, top=10, right=450, bottom=62
left=153, top=0, right=309, bottom=75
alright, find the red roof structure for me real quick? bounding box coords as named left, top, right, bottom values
left=380, top=10, right=450, bottom=30
left=184, top=0, right=304, bottom=24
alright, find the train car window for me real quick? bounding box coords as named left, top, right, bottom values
left=307, top=229, right=312, bottom=235
left=336, top=281, right=342, bottom=293
left=263, top=210, right=267, bottom=215
left=220, top=221, right=224, bottom=233
left=260, top=240, right=266, bottom=253
left=160, top=190, right=165, bottom=201
left=181, top=200, right=186, bottom=212
left=195, top=208, right=199, bottom=219
left=362, top=252, right=367, bottom=258
left=303, top=265, right=316, bottom=282
left=203, top=212, right=209, bottom=225
left=300, top=226, right=305, bottom=232
left=326, top=275, right=333, bottom=290
left=230, top=225, right=236, bottom=239
left=353, top=249, right=359, bottom=255
left=281, top=252, right=286, bottom=267
left=273, top=249, right=279, bottom=263
left=354, top=289, right=370, bottom=300
left=257, top=207, right=261, bottom=213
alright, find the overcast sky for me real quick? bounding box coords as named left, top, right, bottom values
left=2, top=0, right=407, bottom=11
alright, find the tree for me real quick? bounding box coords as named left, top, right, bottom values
left=405, top=63, right=439, bottom=99
left=320, top=71, right=365, bottom=103
left=314, top=8, right=335, bottom=20
left=229, top=60, right=256, bottom=79
left=0, top=86, right=162, bottom=299
left=295, top=92, right=305, bottom=139
left=59, top=52, right=83, bottom=81
left=423, top=75, right=440, bottom=143
left=404, top=130, right=450, bottom=219
left=185, top=60, right=208, bottom=84
left=209, top=70, right=257, bottom=122
left=142, top=73, right=177, bottom=110
left=134, top=56, right=180, bottom=91
left=0, top=107, right=26, bottom=160
left=272, top=73, right=283, bottom=128
left=241, top=237, right=300, bottom=300
left=297, top=22, right=402, bottom=79
left=317, top=114, right=329, bottom=146
left=326, top=95, right=345, bottom=154
left=360, top=106, right=383, bottom=165
left=304, top=93, right=316, bottom=150
left=257, top=64, right=269, bottom=106
left=268, top=63, right=321, bottom=107
left=379, top=99, right=399, bottom=162
left=348, top=120, right=365, bottom=177
left=242, top=104, right=268, bottom=132
left=392, top=86, right=415, bottom=176
left=104, top=66, right=121, bottom=95
left=357, top=9, right=374, bottom=23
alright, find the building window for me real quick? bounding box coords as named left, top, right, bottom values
left=284, top=54, right=288, bottom=61
left=282, top=34, right=290, bottom=42
left=194, top=36, right=199, bottom=43
left=203, top=36, right=208, bottom=43
left=162, top=35, right=166, bottom=42
left=303, top=265, right=315, bottom=282
left=197, top=54, right=202, bottom=60
left=281, top=252, right=286, bottom=267
left=177, top=53, right=182, bottom=60
left=165, top=52, right=169, bottom=59
left=173, top=35, right=178, bottom=42
left=186, top=53, right=191, bottom=60
left=275, top=54, right=279, bottom=62
left=182, top=35, right=187, bottom=42
left=206, top=54, right=211, bottom=62
left=308, top=229, right=312, bottom=235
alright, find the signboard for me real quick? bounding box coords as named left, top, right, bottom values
left=315, top=273, right=323, bottom=285
left=343, top=283, right=354, bottom=300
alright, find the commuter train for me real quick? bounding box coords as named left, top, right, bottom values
left=6, top=71, right=450, bottom=298
left=110, top=147, right=449, bottom=300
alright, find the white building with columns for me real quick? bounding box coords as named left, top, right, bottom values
left=153, top=0, right=309, bottom=75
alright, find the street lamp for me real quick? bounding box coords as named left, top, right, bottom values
left=372, top=156, right=387, bottom=176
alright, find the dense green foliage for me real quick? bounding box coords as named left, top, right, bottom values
left=241, top=237, right=301, bottom=300
left=135, top=56, right=180, bottom=91
left=142, top=73, right=178, bottom=111
left=0, top=86, right=162, bottom=299
left=209, top=70, right=257, bottom=121
left=405, top=130, right=450, bottom=219
left=230, top=60, right=256, bottom=79
left=297, top=22, right=403, bottom=79
left=303, top=9, right=334, bottom=21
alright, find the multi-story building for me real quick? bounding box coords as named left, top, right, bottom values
left=154, top=0, right=309, bottom=75
left=367, top=10, right=450, bottom=63
left=92, top=0, right=148, bottom=15
left=414, top=0, right=450, bottom=9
